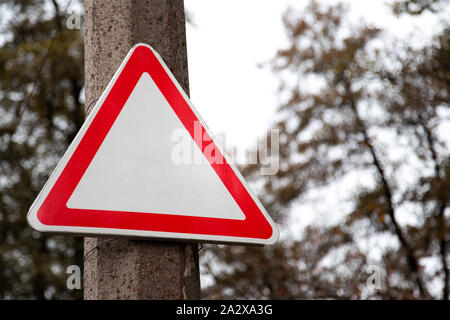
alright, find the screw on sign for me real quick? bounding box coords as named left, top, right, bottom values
left=27, top=44, right=279, bottom=245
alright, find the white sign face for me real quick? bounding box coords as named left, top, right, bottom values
left=27, top=44, right=279, bottom=245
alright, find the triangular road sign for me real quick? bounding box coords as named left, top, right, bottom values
left=27, top=44, right=279, bottom=245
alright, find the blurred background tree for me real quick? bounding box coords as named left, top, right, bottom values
left=202, top=0, right=449, bottom=299
left=0, top=0, right=83, bottom=299
left=0, top=0, right=448, bottom=299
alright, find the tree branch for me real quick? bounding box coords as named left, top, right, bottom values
left=344, top=80, right=430, bottom=298
left=418, top=115, right=448, bottom=299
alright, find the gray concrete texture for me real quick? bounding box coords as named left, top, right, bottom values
left=83, top=0, right=200, bottom=299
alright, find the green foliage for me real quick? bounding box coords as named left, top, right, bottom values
left=0, top=0, right=83, bottom=299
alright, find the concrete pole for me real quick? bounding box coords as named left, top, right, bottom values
left=83, top=0, right=200, bottom=299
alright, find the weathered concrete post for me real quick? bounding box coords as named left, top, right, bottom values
left=83, top=0, right=200, bottom=299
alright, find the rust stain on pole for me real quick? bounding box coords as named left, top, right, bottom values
left=83, top=0, right=200, bottom=299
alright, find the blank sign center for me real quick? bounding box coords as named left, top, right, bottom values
left=67, top=72, right=245, bottom=220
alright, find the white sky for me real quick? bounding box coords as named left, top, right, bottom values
left=185, top=0, right=448, bottom=152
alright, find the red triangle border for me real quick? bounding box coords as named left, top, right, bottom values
left=28, top=44, right=278, bottom=244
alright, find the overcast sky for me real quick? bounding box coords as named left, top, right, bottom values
left=185, top=0, right=448, bottom=153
